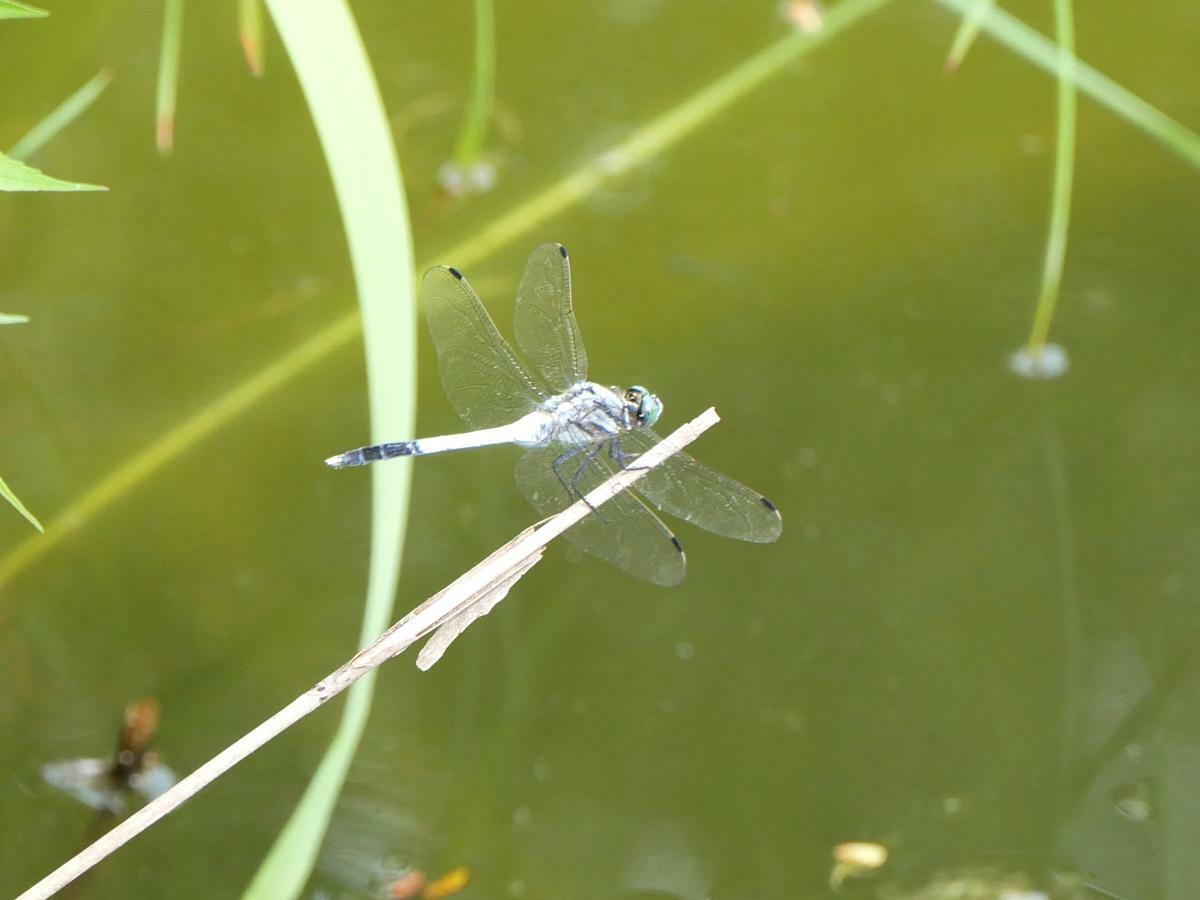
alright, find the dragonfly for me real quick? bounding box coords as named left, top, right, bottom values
left=326, top=243, right=782, bottom=585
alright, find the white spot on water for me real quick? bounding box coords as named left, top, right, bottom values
left=1008, top=343, right=1069, bottom=380
left=437, top=159, right=498, bottom=197
left=675, top=640, right=694, bottom=661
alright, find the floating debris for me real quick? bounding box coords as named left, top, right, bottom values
left=387, top=866, right=470, bottom=899
left=1111, top=779, right=1155, bottom=823
left=831, top=841, right=888, bottom=890
left=782, top=0, right=820, bottom=33
left=780, top=0, right=824, bottom=33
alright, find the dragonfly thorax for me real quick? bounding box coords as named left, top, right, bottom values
left=512, top=381, right=649, bottom=449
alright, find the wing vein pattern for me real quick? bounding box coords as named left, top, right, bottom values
left=514, top=243, right=588, bottom=391
left=423, top=265, right=549, bottom=429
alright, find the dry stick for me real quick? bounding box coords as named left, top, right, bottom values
left=18, top=407, right=722, bottom=900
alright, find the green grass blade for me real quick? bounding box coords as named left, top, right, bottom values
left=933, top=0, right=1200, bottom=169
left=240, top=2, right=415, bottom=897
left=239, top=0, right=265, bottom=77
left=0, top=312, right=30, bottom=324
left=8, top=68, right=115, bottom=161
left=944, top=0, right=996, bottom=71
left=0, top=150, right=105, bottom=191
left=0, top=0, right=47, bottom=19
left=156, top=0, right=184, bottom=154
left=0, top=473, right=43, bottom=532
left=1026, top=0, right=1075, bottom=352
left=0, top=0, right=893, bottom=597
left=452, top=0, right=495, bottom=168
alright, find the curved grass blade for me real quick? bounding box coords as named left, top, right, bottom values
left=240, top=2, right=415, bottom=898
left=8, top=68, right=114, bottom=161
left=944, top=0, right=996, bottom=71
left=933, top=0, right=1200, bottom=169
left=1024, top=0, right=1075, bottom=355
left=0, top=0, right=894, bottom=597
left=0, top=151, right=105, bottom=191
left=156, top=0, right=184, bottom=154
left=0, top=0, right=46, bottom=19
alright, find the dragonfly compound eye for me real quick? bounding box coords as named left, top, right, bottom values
left=627, top=385, right=662, bottom=427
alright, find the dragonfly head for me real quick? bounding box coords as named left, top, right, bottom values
left=624, top=385, right=662, bottom=428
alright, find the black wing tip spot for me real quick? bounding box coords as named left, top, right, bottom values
left=448, top=267, right=464, bottom=280
left=557, top=244, right=568, bottom=258
left=760, top=496, right=779, bottom=514
left=670, top=536, right=684, bottom=555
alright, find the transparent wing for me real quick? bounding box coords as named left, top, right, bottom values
left=41, top=758, right=126, bottom=814
left=515, top=440, right=686, bottom=586
left=513, top=243, right=588, bottom=391
left=423, top=265, right=549, bottom=429
left=132, top=762, right=177, bottom=803
left=619, top=428, right=783, bottom=543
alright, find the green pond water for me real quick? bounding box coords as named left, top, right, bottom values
left=2, top=1, right=1198, bottom=897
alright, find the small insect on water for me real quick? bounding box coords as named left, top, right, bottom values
left=326, top=244, right=782, bottom=585
left=41, top=699, right=176, bottom=815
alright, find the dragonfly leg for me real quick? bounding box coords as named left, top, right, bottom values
left=608, top=439, right=643, bottom=471
left=553, top=442, right=612, bottom=523
left=552, top=445, right=585, bottom=499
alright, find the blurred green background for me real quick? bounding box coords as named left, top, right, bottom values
left=2, top=1, right=1198, bottom=897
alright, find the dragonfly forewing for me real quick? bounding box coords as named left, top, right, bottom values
left=514, top=242, right=588, bottom=392
left=422, top=265, right=549, bottom=430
